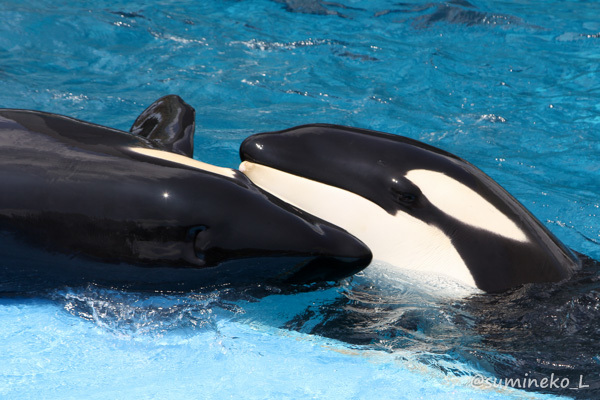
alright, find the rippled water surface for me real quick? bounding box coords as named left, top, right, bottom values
left=1, top=0, right=599, bottom=399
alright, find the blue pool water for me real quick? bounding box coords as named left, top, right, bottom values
left=1, top=0, right=599, bottom=399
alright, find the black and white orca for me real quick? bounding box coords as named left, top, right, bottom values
left=239, top=124, right=582, bottom=293
left=0, top=100, right=371, bottom=292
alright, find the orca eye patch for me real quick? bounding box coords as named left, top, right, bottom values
left=405, top=169, right=529, bottom=242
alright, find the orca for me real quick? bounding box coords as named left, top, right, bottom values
left=0, top=100, right=371, bottom=292
left=239, top=124, right=582, bottom=293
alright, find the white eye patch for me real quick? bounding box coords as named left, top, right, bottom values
left=129, top=147, right=236, bottom=179
left=405, top=169, right=529, bottom=243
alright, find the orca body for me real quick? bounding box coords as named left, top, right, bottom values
left=239, top=124, right=582, bottom=293
left=0, top=100, right=371, bottom=292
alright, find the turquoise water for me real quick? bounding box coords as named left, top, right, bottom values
left=1, top=0, right=599, bottom=399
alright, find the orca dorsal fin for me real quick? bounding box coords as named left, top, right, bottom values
left=130, top=95, right=195, bottom=158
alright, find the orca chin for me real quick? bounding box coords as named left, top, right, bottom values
left=239, top=123, right=583, bottom=294
left=0, top=100, right=371, bottom=292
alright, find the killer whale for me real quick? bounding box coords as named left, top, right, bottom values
left=0, top=100, right=371, bottom=292
left=239, top=124, right=582, bottom=293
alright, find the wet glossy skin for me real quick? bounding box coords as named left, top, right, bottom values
left=240, top=124, right=582, bottom=293
left=0, top=113, right=371, bottom=291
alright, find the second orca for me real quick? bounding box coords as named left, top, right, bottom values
left=240, top=124, right=582, bottom=294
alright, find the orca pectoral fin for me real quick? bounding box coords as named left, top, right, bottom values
left=130, top=95, right=196, bottom=158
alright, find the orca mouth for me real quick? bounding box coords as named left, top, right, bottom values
left=287, top=255, right=371, bottom=284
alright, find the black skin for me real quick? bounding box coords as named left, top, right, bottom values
left=130, top=95, right=195, bottom=157
left=240, top=124, right=582, bottom=293
left=0, top=101, right=371, bottom=292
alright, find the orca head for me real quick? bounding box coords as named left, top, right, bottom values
left=239, top=124, right=580, bottom=293
left=186, top=174, right=373, bottom=285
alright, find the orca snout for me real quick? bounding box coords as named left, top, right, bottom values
left=289, top=221, right=372, bottom=284
left=240, top=134, right=262, bottom=164
left=240, top=132, right=284, bottom=167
